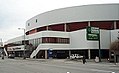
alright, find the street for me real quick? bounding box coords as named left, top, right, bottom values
left=0, top=58, right=119, bottom=73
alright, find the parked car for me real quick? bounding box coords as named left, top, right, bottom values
left=70, top=54, right=83, bottom=60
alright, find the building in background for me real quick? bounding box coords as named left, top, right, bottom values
left=0, top=39, right=5, bottom=57
left=4, top=4, right=119, bottom=59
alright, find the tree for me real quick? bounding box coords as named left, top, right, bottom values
left=110, top=40, right=119, bottom=51
left=110, top=40, right=119, bottom=64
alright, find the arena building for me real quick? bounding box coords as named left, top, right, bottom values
left=5, top=4, right=119, bottom=59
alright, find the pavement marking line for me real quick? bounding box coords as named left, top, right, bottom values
left=39, top=63, right=113, bottom=73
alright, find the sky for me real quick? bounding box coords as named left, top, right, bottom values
left=0, top=0, right=119, bottom=42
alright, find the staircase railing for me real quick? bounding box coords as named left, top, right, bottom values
left=30, top=44, right=41, bottom=58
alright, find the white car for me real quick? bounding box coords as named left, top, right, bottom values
left=70, top=54, right=75, bottom=59
left=70, top=54, right=83, bottom=59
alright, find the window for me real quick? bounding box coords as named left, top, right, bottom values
left=42, top=37, right=70, bottom=44
left=29, top=29, right=37, bottom=34
left=37, top=26, right=47, bottom=32
left=28, top=23, right=30, bottom=26
left=67, top=22, right=88, bottom=32
left=36, top=19, right=37, bottom=23
left=90, top=21, right=114, bottom=30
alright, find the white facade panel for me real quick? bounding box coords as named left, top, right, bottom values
left=70, top=29, right=99, bottom=49
left=27, top=31, right=43, bottom=40
left=100, top=30, right=111, bottom=49
left=70, top=29, right=111, bottom=50
left=87, top=41, right=99, bottom=49
left=27, top=31, right=70, bottom=40
left=111, top=29, right=119, bottom=42
left=26, top=4, right=119, bottom=31
left=70, top=29, right=87, bottom=49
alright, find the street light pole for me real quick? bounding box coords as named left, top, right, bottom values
left=18, top=28, right=26, bottom=59
left=99, top=29, right=101, bottom=62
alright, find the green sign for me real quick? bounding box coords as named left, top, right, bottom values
left=86, top=27, right=100, bottom=41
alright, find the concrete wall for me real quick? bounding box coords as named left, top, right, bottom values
left=100, top=30, right=110, bottom=49
left=26, top=4, right=119, bottom=31
left=70, top=29, right=110, bottom=50
left=5, top=29, right=111, bottom=50
left=6, top=4, right=119, bottom=51
left=27, top=31, right=70, bottom=40
left=5, top=36, right=24, bottom=44
left=70, top=29, right=87, bottom=49
left=111, top=29, right=119, bottom=42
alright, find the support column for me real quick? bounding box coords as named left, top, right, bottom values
left=45, top=50, right=47, bottom=59
left=109, top=50, right=111, bottom=62
left=69, top=50, right=71, bottom=58
left=64, top=23, right=67, bottom=32
left=88, top=21, right=91, bottom=59
left=46, top=26, right=48, bottom=31
left=114, top=21, right=116, bottom=29
left=88, top=21, right=90, bottom=26
left=88, top=49, right=91, bottom=59
left=114, top=52, right=117, bottom=65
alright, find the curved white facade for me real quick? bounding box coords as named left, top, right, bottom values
left=5, top=4, right=119, bottom=59
left=26, top=4, right=119, bottom=31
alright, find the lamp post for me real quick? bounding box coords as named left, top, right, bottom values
left=18, top=28, right=26, bottom=59
left=98, top=29, right=101, bottom=62
left=0, top=38, right=3, bottom=46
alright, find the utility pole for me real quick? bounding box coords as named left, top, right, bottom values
left=18, top=28, right=26, bottom=59
left=98, top=29, right=101, bottom=62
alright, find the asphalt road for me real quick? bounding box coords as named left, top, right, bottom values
left=0, top=58, right=119, bottom=73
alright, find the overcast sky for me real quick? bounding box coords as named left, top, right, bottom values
left=0, top=0, right=119, bottom=42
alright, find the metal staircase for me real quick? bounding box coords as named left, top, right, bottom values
left=4, top=48, right=8, bottom=56
left=30, top=44, right=41, bottom=58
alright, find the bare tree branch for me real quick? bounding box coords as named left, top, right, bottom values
left=110, top=40, right=119, bottom=51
